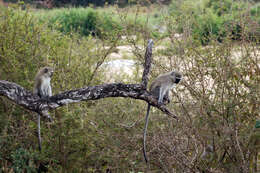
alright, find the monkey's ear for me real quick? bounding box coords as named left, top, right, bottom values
left=44, top=68, right=48, bottom=73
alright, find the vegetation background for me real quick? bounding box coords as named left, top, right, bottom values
left=0, top=0, right=259, bottom=172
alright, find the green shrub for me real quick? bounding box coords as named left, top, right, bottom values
left=205, top=0, right=233, bottom=16
left=45, top=8, right=98, bottom=36
left=251, top=3, right=260, bottom=25
left=192, top=9, right=226, bottom=44
left=36, top=7, right=122, bottom=37
left=0, top=6, right=124, bottom=172
left=168, top=0, right=259, bottom=44
left=1, top=3, right=260, bottom=173
left=251, top=3, right=260, bottom=17
left=10, top=148, right=37, bottom=173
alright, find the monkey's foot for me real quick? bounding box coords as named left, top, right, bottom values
left=163, top=99, right=170, bottom=104
left=158, top=101, right=164, bottom=106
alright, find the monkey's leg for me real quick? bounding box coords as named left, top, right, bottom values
left=163, top=90, right=170, bottom=104
left=158, top=87, right=164, bottom=104
left=159, top=87, right=167, bottom=104
left=37, top=114, right=42, bottom=152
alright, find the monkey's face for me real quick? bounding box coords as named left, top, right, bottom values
left=43, top=67, right=54, bottom=78
left=171, top=71, right=182, bottom=84
left=175, top=77, right=181, bottom=84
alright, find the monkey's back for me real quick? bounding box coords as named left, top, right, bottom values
left=150, top=72, right=175, bottom=91
left=33, top=68, right=52, bottom=97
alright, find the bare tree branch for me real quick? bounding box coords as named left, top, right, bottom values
left=141, top=39, right=153, bottom=89
left=0, top=81, right=176, bottom=119
left=0, top=39, right=177, bottom=120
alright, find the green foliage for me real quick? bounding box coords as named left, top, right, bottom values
left=192, top=8, right=226, bottom=44
left=33, top=5, right=164, bottom=39
left=251, top=3, right=260, bottom=27
left=45, top=8, right=98, bottom=36
left=35, top=7, right=122, bottom=37
left=205, top=0, right=234, bottom=16
left=169, top=0, right=260, bottom=44
left=3, top=0, right=170, bottom=8
left=0, top=2, right=260, bottom=173
left=0, top=6, right=122, bottom=172
left=251, top=3, right=260, bottom=17
left=10, top=148, right=37, bottom=173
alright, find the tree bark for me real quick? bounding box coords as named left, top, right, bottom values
left=141, top=39, right=153, bottom=89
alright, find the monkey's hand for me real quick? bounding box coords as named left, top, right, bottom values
left=163, top=97, right=170, bottom=104
left=158, top=101, right=164, bottom=106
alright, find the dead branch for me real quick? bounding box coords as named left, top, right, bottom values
left=141, top=39, right=153, bottom=89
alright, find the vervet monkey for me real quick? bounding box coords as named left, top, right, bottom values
left=33, top=67, right=54, bottom=151
left=143, top=70, right=182, bottom=163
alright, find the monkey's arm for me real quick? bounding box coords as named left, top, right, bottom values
left=48, top=85, right=52, bottom=97
left=38, top=88, right=44, bottom=98
left=0, top=81, right=177, bottom=119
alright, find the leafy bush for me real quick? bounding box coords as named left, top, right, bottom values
left=205, top=0, right=234, bottom=16
left=36, top=7, right=122, bottom=37
left=10, top=148, right=37, bottom=173
left=3, top=0, right=171, bottom=8
left=0, top=3, right=260, bottom=173
left=0, top=6, right=121, bottom=172
left=34, top=6, right=164, bottom=39
left=251, top=3, right=260, bottom=17
left=168, top=0, right=260, bottom=44
left=192, top=8, right=226, bottom=44
left=250, top=3, right=260, bottom=27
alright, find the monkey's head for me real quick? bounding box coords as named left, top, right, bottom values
left=171, top=71, right=182, bottom=84
left=41, top=67, right=54, bottom=78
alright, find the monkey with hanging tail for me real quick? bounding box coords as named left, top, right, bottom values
left=33, top=67, right=54, bottom=152
left=143, top=70, right=182, bottom=163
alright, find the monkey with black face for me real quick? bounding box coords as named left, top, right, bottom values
left=34, top=67, right=54, bottom=99
left=143, top=70, right=182, bottom=163
left=33, top=67, right=54, bottom=151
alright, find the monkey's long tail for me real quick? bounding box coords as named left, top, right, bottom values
left=143, top=104, right=151, bottom=163
left=37, top=114, right=42, bottom=152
